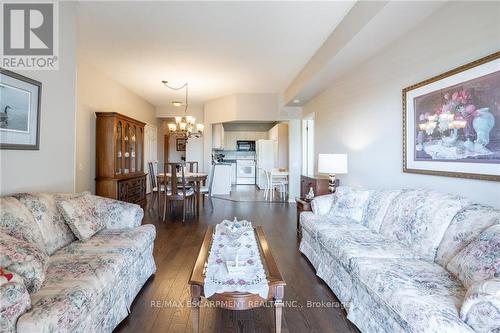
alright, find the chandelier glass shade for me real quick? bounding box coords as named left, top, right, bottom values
left=162, top=80, right=204, bottom=139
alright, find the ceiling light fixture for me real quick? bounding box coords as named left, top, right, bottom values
left=162, top=80, right=204, bottom=139
left=293, top=99, right=301, bottom=104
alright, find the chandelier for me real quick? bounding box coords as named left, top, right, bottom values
left=162, top=80, right=204, bottom=139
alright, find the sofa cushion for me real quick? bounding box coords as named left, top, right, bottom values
left=54, top=225, right=156, bottom=258
left=351, top=257, right=473, bottom=333
left=18, top=225, right=155, bottom=332
left=317, top=223, right=416, bottom=271
left=460, top=278, right=500, bottom=333
left=300, top=211, right=359, bottom=240
left=310, top=194, right=336, bottom=216
left=0, top=196, right=46, bottom=253
left=57, top=194, right=105, bottom=240
left=17, top=252, right=127, bottom=333
left=447, top=224, right=500, bottom=289
left=0, top=233, right=48, bottom=294
left=13, top=193, right=77, bottom=255
left=362, top=189, right=402, bottom=232
left=379, top=189, right=470, bottom=261
left=436, top=204, right=500, bottom=267
left=0, top=273, right=31, bottom=333
left=329, top=187, right=370, bottom=222
left=88, top=194, right=144, bottom=229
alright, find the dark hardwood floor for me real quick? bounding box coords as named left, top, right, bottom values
left=213, top=185, right=289, bottom=203
left=114, top=195, right=359, bottom=333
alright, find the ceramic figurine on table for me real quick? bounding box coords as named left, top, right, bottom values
left=305, top=187, right=315, bottom=201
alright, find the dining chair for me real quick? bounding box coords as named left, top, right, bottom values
left=162, top=162, right=195, bottom=223
left=263, top=169, right=286, bottom=201
left=271, top=168, right=288, bottom=199
left=258, top=167, right=270, bottom=198
left=186, top=161, right=199, bottom=173
left=147, top=161, right=163, bottom=217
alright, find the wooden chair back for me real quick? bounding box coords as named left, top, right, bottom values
left=164, top=162, right=189, bottom=198
left=186, top=161, right=199, bottom=173
left=148, top=161, right=157, bottom=190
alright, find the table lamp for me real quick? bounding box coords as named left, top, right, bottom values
left=318, top=154, right=348, bottom=192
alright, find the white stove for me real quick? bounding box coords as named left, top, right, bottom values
left=236, top=159, right=256, bottom=185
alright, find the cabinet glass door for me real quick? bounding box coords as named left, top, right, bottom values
left=124, top=123, right=130, bottom=174
left=131, top=126, right=136, bottom=172
left=137, top=128, right=143, bottom=172
left=116, top=121, right=123, bottom=175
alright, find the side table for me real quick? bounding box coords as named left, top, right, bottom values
left=295, top=197, right=312, bottom=238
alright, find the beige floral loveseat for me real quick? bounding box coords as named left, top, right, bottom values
left=0, top=192, right=156, bottom=333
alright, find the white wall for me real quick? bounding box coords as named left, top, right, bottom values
left=304, top=1, right=500, bottom=207
left=156, top=105, right=205, bottom=170
left=76, top=61, right=157, bottom=193
left=288, top=120, right=302, bottom=201
left=168, top=133, right=185, bottom=162
left=0, top=3, right=77, bottom=195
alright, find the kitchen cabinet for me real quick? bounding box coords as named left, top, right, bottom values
left=224, top=131, right=268, bottom=150
left=224, top=131, right=237, bottom=150
left=212, top=123, right=225, bottom=149
left=230, top=162, right=237, bottom=184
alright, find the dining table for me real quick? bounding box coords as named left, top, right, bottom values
left=157, top=172, right=208, bottom=216
left=271, top=169, right=289, bottom=177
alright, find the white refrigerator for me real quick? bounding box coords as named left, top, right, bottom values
left=256, top=139, right=275, bottom=189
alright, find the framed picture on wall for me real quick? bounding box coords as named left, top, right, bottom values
left=176, top=137, right=186, bottom=151
left=0, top=69, right=41, bottom=150
left=403, top=52, right=500, bottom=181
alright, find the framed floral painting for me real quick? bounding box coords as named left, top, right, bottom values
left=403, top=52, right=500, bottom=181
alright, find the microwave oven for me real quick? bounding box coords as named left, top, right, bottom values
left=236, top=140, right=255, bottom=151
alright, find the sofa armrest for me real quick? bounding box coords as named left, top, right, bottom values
left=90, top=195, right=144, bottom=229
left=311, top=194, right=336, bottom=216
left=0, top=277, right=31, bottom=333
left=460, top=278, right=500, bottom=332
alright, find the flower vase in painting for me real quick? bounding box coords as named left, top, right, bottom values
left=414, top=72, right=500, bottom=163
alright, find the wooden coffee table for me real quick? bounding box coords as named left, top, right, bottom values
left=189, top=225, right=286, bottom=333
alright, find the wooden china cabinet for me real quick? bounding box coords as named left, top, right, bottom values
left=95, top=112, right=146, bottom=206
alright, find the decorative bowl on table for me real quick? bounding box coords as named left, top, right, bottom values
left=220, top=219, right=252, bottom=232
left=219, top=219, right=252, bottom=239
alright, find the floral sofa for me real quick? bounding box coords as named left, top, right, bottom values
left=0, top=192, right=156, bottom=333
left=299, top=186, right=499, bottom=333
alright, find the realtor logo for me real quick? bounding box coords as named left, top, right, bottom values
left=1, top=1, right=59, bottom=70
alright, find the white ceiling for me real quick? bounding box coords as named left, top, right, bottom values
left=77, top=1, right=354, bottom=107
left=289, top=1, right=446, bottom=105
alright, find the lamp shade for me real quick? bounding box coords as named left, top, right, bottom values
left=318, top=154, right=348, bottom=174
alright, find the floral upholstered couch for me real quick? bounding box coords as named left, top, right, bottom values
left=299, top=186, right=499, bottom=333
left=0, top=192, right=156, bottom=333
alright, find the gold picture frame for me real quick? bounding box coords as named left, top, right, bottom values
left=402, top=51, right=500, bottom=181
